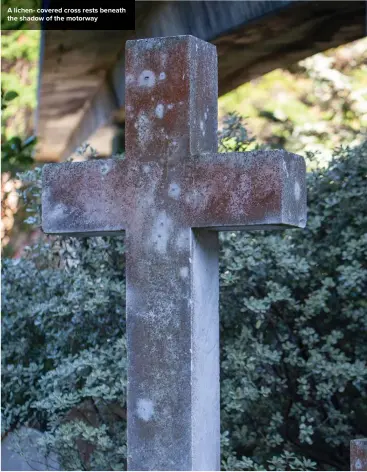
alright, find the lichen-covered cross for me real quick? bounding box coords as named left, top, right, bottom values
left=42, top=36, right=306, bottom=471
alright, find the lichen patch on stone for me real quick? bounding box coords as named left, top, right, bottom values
left=138, top=70, right=156, bottom=88
left=49, top=203, right=68, bottom=223
left=283, top=160, right=289, bottom=177
left=150, top=210, right=172, bottom=255
left=137, top=398, right=154, bottom=421
left=179, top=267, right=189, bottom=278
left=168, top=182, right=181, bottom=199
left=136, top=113, right=151, bottom=149
left=294, top=181, right=301, bottom=201
left=175, top=230, right=190, bottom=251
left=100, top=162, right=112, bottom=175
left=155, top=104, right=164, bottom=119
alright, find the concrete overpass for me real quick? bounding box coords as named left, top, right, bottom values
left=36, top=0, right=366, bottom=162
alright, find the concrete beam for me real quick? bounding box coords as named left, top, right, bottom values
left=36, top=0, right=366, bottom=162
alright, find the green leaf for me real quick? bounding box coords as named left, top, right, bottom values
left=4, top=90, right=19, bottom=101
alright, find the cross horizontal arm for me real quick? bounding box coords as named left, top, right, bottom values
left=42, top=159, right=131, bottom=235
left=184, top=149, right=306, bottom=230
left=42, top=149, right=306, bottom=236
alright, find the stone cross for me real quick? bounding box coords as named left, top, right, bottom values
left=42, top=35, right=306, bottom=471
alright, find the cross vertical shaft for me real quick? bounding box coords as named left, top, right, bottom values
left=126, top=229, right=220, bottom=470
left=124, top=36, right=220, bottom=470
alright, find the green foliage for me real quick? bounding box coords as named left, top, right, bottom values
left=1, top=0, right=42, bottom=30
left=1, top=133, right=36, bottom=175
left=1, top=30, right=39, bottom=257
left=1, top=31, right=39, bottom=139
left=1, top=31, right=39, bottom=61
left=218, top=128, right=367, bottom=470
left=2, top=119, right=367, bottom=470
left=218, top=112, right=258, bottom=153
left=1, top=31, right=38, bottom=175
left=1, top=88, right=36, bottom=176
left=219, top=39, right=367, bottom=161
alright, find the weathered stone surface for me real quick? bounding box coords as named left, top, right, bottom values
left=42, top=150, right=305, bottom=235
left=125, top=36, right=218, bottom=160
left=42, top=35, right=307, bottom=471
left=351, top=439, right=367, bottom=471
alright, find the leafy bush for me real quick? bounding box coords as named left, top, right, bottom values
left=219, top=136, right=367, bottom=471
left=2, top=117, right=366, bottom=470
